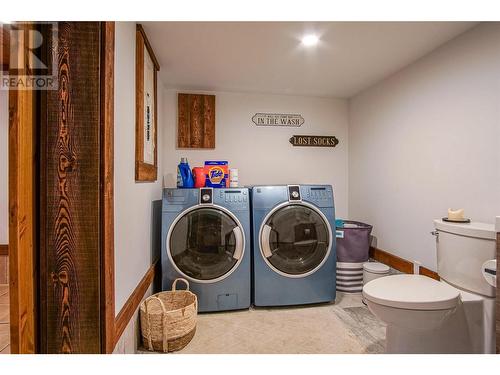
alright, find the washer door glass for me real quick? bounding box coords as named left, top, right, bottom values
left=169, top=208, right=243, bottom=281
left=261, top=205, right=330, bottom=275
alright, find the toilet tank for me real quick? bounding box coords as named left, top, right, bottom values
left=434, top=219, right=496, bottom=297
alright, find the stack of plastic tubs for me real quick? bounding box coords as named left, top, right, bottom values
left=335, top=220, right=373, bottom=293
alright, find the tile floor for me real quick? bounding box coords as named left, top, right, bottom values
left=139, top=292, right=386, bottom=354
left=0, top=284, right=9, bottom=354
left=0, top=288, right=385, bottom=355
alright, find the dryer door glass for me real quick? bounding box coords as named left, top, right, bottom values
left=262, top=205, right=330, bottom=275
left=169, top=208, right=241, bottom=281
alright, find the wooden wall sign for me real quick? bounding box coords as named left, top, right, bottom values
left=289, top=135, right=339, bottom=147
left=252, top=113, right=304, bottom=127
left=178, top=93, right=215, bottom=148
left=136, top=24, right=160, bottom=182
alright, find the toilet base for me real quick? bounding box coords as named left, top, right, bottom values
left=382, top=294, right=496, bottom=354
left=385, top=322, right=471, bottom=354
left=384, top=302, right=475, bottom=354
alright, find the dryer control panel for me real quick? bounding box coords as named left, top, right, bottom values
left=302, top=185, right=334, bottom=208
left=218, top=189, right=248, bottom=202
left=217, top=189, right=249, bottom=211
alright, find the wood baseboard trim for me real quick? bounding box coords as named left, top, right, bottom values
left=114, top=260, right=158, bottom=347
left=418, top=266, right=440, bottom=280
left=369, top=247, right=413, bottom=274
left=369, top=246, right=440, bottom=280
left=0, top=244, right=7, bottom=256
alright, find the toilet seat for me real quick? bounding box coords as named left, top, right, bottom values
left=363, top=274, right=460, bottom=310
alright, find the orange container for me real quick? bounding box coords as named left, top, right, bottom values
left=192, top=167, right=205, bottom=188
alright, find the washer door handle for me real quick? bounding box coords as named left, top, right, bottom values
left=261, top=224, right=273, bottom=258
left=232, top=226, right=244, bottom=260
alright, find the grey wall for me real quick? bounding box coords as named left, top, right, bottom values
left=349, top=23, right=500, bottom=270
left=114, top=22, right=163, bottom=315
left=162, top=89, right=350, bottom=217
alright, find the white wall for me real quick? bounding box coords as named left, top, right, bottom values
left=0, top=90, right=8, bottom=244
left=349, top=23, right=500, bottom=270
left=114, top=22, right=163, bottom=315
left=162, top=90, right=349, bottom=217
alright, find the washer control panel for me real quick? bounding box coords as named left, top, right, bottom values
left=219, top=189, right=248, bottom=203
left=216, top=189, right=249, bottom=211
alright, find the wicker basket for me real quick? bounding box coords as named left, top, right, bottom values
left=140, top=278, right=198, bottom=353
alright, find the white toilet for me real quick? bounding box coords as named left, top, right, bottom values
left=362, top=219, right=497, bottom=354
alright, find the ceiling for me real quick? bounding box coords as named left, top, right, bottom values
left=143, top=22, right=477, bottom=98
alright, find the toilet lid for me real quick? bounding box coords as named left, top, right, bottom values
left=363, top=274, right=460, bottom=310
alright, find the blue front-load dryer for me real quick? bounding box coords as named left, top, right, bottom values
left=161, top=187, right=251, bottom=312
left=251, top=185, right=336, bottom=306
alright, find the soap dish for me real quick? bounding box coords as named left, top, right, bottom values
left=442, top=217, right=471, bottom=223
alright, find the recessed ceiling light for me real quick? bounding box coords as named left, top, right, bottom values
left=301, top=34, right=319, bottom=46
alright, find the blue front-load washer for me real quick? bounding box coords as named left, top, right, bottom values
left=251, top=185, right=336, bottom=306
left=161, top=187, right=251, bottom=312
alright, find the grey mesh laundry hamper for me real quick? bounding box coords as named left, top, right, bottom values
left=140, top=278, right=198, bottom=352
left=336, top=221, right=373, bottom=293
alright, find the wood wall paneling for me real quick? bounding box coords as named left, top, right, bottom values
left=100, top=22, right=116, bottom=354
left=0, top=244, right=8, bottom=256
left=0, top=246, right=7, bottom=286
left=0, top=255, right=7, bottom=285
left=8, top=21, right=36, bottom=353
left=177, top=93, right=216, bottom=148
left=39, top=22, right=101, bottom=353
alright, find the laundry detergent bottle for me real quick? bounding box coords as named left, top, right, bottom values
left=177, top=157, right=194, bottom=188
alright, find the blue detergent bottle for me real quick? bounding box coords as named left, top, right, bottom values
left=177, top=157, right=194, bottom=188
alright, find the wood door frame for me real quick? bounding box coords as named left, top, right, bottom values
left=100, top=21, right=116, bottom=354
left=8, top=22, right=37, bottom=354
left=6, top=21, right=118, bottom=354
left=5, top=20, right=162, bottom=355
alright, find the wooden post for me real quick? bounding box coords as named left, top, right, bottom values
left=39, top=22, right=103, bottom=353
left=8, top=22, right=36, bottom=354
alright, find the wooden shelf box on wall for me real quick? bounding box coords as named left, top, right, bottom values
left=178, top=93, right=215, bottom=148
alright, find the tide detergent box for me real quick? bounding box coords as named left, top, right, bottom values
left=204, top=161, right=229, bottom=188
